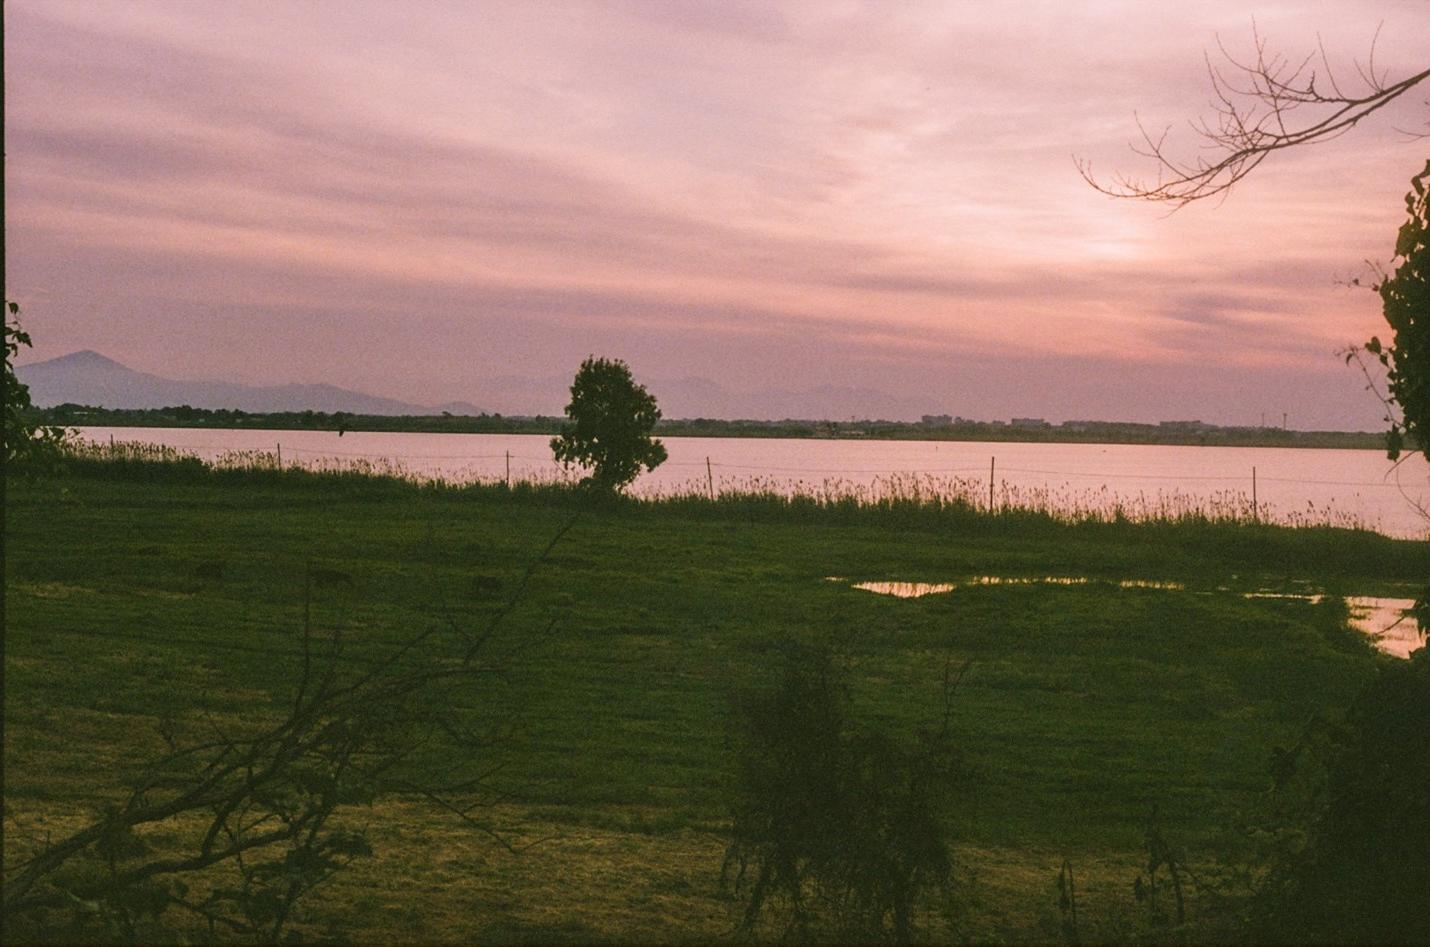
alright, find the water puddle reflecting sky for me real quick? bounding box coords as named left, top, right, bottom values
left=829, top=577, right=1423, bottom=657
left=1347, top=597, right=1422, bottom=659
left=850, top=581, right=955, bottom=598
left=837, top=576, right=1184, bottom=596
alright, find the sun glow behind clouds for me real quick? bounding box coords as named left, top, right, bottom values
left=4, top=0, right=1427, bottom=425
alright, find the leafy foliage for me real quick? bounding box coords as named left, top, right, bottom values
left=1363, top=159, right=1430, bottom=464
left=4, top=301, right=68, bottom=466
left=1360, top=160, right=1430, bottom=693
left=721, top=645, right=963, bottom=943
left=550, top=357, right=667, bottom=492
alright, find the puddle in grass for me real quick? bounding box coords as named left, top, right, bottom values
left=1346, top=597, right=1423, bottom=659
left=1232, top=592, right=1422, bottom=658
left=836, top=576, right=1183, bottom=598
left=849, top=581, right=956, bottom=598
left=829, top=577, right=1422, bottom=657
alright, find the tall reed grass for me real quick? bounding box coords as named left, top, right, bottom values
left=50, top=438, right=1373, bottom=533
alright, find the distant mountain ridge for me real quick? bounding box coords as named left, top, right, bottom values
left=16, top=350, right=442, bottom=415
left=15, top=350, right=932, bottom=422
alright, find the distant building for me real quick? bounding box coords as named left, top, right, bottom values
left=920, top=414, right=953, bottom=426
left=1158, top=420, right=1211, bottom=432
left=1010, top=417, right=1051, bottom=428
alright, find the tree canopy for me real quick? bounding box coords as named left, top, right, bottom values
left=1084, top=32, right=1429, bottom=946
left=4, top=302, right=67, bottom=466
left=4, top=302, right=37, bottom=463
left=1364, top=159, right=1430, bottom=463
left=550, top=356, right=667, bottom=492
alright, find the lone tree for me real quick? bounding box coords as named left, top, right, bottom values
left=551, top=356, right=667, bottom=492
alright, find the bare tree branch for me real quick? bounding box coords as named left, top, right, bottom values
left=1078, top=25, right=1429, bottom=206
left=3, top=528, right=571, bottom=942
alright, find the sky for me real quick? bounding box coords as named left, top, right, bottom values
left=5, top=0, right=1428, bottom=426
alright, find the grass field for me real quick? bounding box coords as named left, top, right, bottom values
left=5, top=461, right=1426, bottom=942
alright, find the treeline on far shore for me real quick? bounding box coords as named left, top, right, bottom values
left=29, top=402, right=1402, bottom=451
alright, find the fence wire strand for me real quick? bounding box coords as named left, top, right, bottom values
left=82, top=436, right=1424, bottom=491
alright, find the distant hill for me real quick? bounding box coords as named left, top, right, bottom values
left=15, top=350, right=448, bottom=415
left=429, top=401, right=487, bottom=416
left=15, top=351, right=932, bottom=422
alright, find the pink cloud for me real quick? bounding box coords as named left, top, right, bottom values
left=5, top=0, right=1426, bottom=426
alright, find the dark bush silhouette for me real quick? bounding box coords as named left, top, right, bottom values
left=550, top=356, right=666, bottom=492
left=1248, top=646, right=1430, bottom=945
left=1132, top=804, right=1194, bottom=933
left=1318, top=169, right=1429, bottom=945
left=722, top=645, right=965, bottom=943
left=4, top=301, right=68, bottom=467
left=1086, top=43, right=1430, bottom=943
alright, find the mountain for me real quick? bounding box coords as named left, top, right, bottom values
left=16, top=351, right=436, bottom=415
left=16, top=350, right=930, bottom=422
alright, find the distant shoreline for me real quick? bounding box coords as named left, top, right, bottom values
left=34, top=405, right=1400, bottom=452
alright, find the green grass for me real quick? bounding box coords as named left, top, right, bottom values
left=5, top=461, right=1426, bottom=942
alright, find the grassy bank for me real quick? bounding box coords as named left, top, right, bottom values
left=5, top=456, right=1426, bottom=942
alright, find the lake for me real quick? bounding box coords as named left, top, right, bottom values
left=76, top=426, right=1430, bottom=539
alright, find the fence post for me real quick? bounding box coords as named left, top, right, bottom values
left=505, top=450, right=511, bottom=488
left=706, top=456, right=716, bottom=502
left=989, top=456, right=996, bottom=513
left=1252, top=466, right=1258, bottom=523
left=277, top=442, right=282, bottom=468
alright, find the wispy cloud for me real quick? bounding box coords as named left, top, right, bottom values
left=5, top=0, right=1425, bottom=425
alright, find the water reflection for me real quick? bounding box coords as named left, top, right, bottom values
left=1240, top=592, right=1424, bottom=658
left=829, top=576, right=1423, bottom=658
left=850, top=581, right=956, bottom=598
left=837, top=575, right=1184, bottom=596
left=1346, top=597, right=1423, bottom=659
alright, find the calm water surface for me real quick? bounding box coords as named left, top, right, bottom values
left=76, top=427, right=1429, bottom=539
left=832, top=577, right=1422, bottom=658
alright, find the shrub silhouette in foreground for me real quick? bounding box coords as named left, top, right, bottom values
left=550, top=356, right=666, bottom=493
left=1143, top=603, right=1430, bottom=944
left=722, top=645, right=966, bottom=943
left=1252, top=164, right=1430, bottom=944
left=1247, top=645, right=1430, bottom=945
left=2, top=528, right=569, bottom=943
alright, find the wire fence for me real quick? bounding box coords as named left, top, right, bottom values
left=74, top=432, right=1428, bottom=536
left=221, top=442, right=1418, bottom=490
